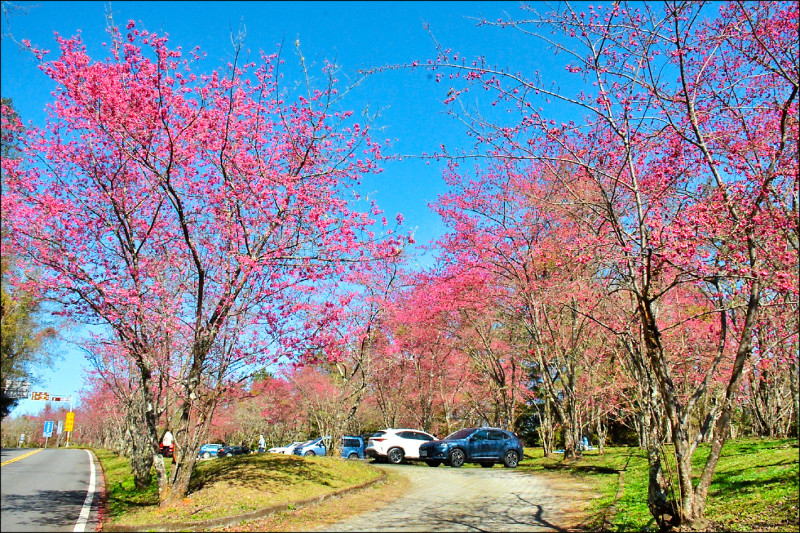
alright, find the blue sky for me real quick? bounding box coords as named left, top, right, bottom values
left=1, top=0, right=578, bottom=416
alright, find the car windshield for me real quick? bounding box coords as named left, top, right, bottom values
left=444, top=428, right=475, bottom=440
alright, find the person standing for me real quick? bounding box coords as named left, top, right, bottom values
left=258, top=434, right=266, bottom=454
left=161, top=430, right=175, bottom=463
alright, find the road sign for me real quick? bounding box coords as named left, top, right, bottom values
left=65, top=412, right=75, bottom=432
left=57, top=420, right=64, bottom=435
left=50, top=395, right=67, bottom=402
left=43, top=421, right=54, bottom=438
left=3, top=379, right=31, bottom=399
left=31, top=391, right=50, bottom=401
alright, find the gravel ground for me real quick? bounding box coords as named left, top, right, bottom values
left=321, top=463, right=595, bottom=532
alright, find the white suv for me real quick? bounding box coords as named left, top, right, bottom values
left=365, top=428, right=436, bottom=464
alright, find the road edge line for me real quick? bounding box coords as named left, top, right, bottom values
left=73, top=449, right=97, bottom=532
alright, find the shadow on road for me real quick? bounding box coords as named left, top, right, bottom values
left=1, top=489, right=86, bottom=530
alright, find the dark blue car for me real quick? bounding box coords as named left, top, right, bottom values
left=418, top=427, right=523, bottom=468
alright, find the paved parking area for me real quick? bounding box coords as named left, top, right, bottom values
left=322, top=463, right=593, bottom=532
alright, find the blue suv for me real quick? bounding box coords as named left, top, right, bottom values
left=340, top=436, right=365, bottom=459
left=198, top=443, right=223, bottom=459
left=418, top=427, right=523, bottom=468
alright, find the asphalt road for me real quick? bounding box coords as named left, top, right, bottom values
left=1, top=448, right=101, bottom=532
left=323, top=462, right=593, bottom=532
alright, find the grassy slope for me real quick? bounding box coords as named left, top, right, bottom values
left=520, top=437, right=799, bottom=532
left=95, top=451, right=383, bottom=528
left=96, top=437, right=798, bottom=531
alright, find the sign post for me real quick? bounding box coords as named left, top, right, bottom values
left=30, top=391, right=75, bottom=447
left=43, top=420, right=54, bottom=448
left=65, top=409, right=75, bottom=446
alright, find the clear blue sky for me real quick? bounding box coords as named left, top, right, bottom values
left=1, top=0, right=579, bottom=416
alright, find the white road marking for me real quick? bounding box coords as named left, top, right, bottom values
left=73, top=449, right=96, bottom=532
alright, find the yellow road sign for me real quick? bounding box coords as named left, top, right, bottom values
left=30, top=391, right=50, bottom=401
left=65, top=412, right=75, bottom=432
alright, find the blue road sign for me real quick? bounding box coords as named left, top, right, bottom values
left=43, top=420, right=54, bottom=438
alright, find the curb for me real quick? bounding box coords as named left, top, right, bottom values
left=103, top=468, right=388, bottom=532
left=91, top=450, right=107, bottom=532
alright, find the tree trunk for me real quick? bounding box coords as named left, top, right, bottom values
left=646, top=445, right=680, bottom=532
left=791, top=358, right=799, bottom=438
left=127, top=389, right=155, bottom=490
left=534, top=397, right=555, bottom=456
left=593, top=407, right=608, bottom=454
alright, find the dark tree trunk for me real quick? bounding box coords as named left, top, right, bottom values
left=128, top=391, right=154, bottom=490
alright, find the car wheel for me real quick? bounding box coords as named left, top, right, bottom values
left=387, top=447, right=404, bottom=464
left=449, top=448, right=465, bottom=468
left=348, top=453, right=358, bottom=460
left=425, top=460, right=441, bottom=467
left=305, top=450, right=316, bottom=457
left=480, top=462, right=494, bottom=468
left=203, top=452, right=210, bottom=459
left=503, top=450, right=519, bottom=468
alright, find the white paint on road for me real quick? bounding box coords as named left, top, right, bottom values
left=73, top=449, right=96, bottom=532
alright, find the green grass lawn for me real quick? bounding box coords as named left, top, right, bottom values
left=94, top=450, right=383, bottom=528
left=520, top=437, right=799, bottom=532
left=94, top=438, right=797, bottom=531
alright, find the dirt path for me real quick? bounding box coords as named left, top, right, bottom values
left=321, top=463, right=596, bottom=532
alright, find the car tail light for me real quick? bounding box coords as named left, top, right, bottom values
left=371, top=438, right=385, bottom=442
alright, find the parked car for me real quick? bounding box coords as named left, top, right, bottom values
left=268, top=441, right=303, bottom=455
left=418, top=427, right=524, bottom=468
left=365, top=428, right=436, bottom=464
left=217, top=445, right=251, bottom=458
left=293, top=436, right=330, bottom=457
left=198, top=443, right=223, bottom=459
left=340, top=436, right=365, bottom=459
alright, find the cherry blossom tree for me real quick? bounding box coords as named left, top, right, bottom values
left=422, top=1, right=797, bottom=529
left=81, top=338, right=173, bottom=489
left=250, top=373, right=307, bottom=447
left=2, top=21, right=406, bottom=505
left=742, top=300, right=799, bottom=437
left=76, top=374, right=129, bottom=454
left=289, top=254, right=406, bottom=456
left=374, top=269, right=489, bottom=435
left=432, top=158, right=616, bottom=458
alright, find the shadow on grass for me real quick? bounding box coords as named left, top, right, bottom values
left=708, top=465, right=796, bottom=496
left=543, top=463, right=623, bottom=475
left=108, top=494, right=159, bottom=509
